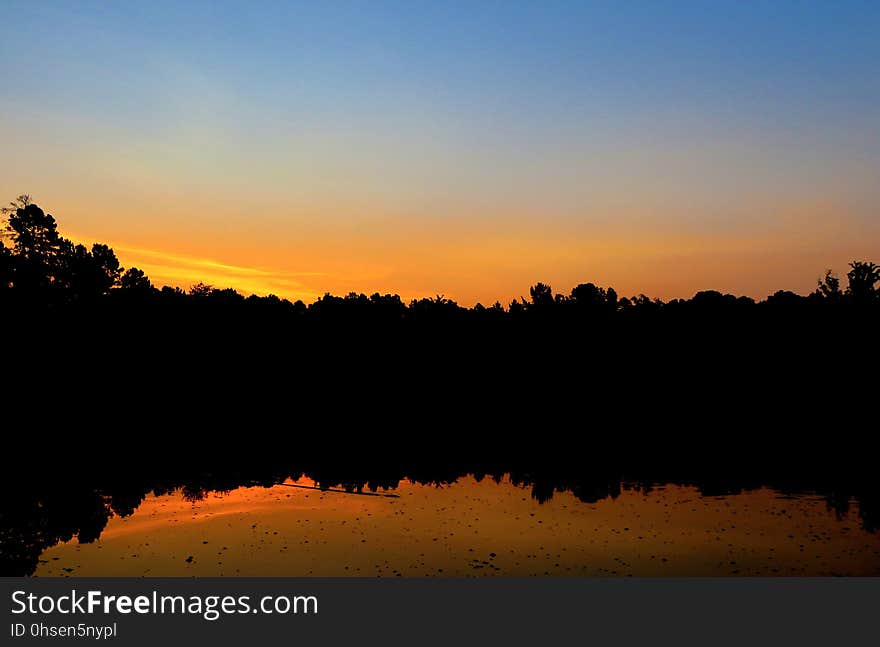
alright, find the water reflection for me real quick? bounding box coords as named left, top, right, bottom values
left=3, top=464, right=880, bottom=577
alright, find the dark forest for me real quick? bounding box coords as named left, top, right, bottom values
left=2, top=195, right=876, bottom=448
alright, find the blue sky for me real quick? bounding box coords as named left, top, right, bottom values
left=1, top=1, right=878, bottom=302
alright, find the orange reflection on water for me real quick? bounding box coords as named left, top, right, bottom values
left=35, top=476, right=880, bottom=577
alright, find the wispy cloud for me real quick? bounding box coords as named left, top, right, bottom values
left=81, top=240, right=327, bottom=301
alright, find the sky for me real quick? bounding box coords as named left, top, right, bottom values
left=1, top=1, right=878, bottom=304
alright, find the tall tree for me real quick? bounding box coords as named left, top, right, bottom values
left=0, top=241, right=11, bottom=290
left=4, top=196, right=61, bottom=260
left=119, top=267, right=153, bottom=293
left=2, top=197, right=63, bottom=293
left=529, top=282, right=554, bottom=308
left=846, top=261, right=880, bottom=303
left=816, top=270, right=842, bottom=300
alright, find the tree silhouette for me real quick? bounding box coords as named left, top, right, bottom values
left=0, top=241, right=11, bottom=290
left=570, top=282, right=618, bottom=316
left=3, top=197, right=63, bottom=294
left=529, top=282, right=554, bottom=307
left=846, top=261, right=880, bottom=303
left=57, top=241, right=122, bottom=300
left=189, top=282, right=214, bottom=297
left=119, top=267, right=154, bottom=293
left=816, top=270, right=842, bottom=301
left=0, top=196, right=147, bottom=304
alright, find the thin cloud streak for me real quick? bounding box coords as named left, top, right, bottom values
left=112, top=244, right=325, bottom=279
left=73, top=238, right=327, bottom=300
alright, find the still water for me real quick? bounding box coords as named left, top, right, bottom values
left=33, top=476, right=880, bottom=576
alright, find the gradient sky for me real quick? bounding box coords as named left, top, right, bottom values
left=2, top=1, right=878, bottom=304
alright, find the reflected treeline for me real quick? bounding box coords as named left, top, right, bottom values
left=1, top=446, right=879, bottom=576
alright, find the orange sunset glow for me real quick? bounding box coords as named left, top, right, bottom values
left=37, top=195, right=880, bottom=305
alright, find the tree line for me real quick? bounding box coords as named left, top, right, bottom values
left=3, top=193, right=877, bottom=445
left=2, top=195, right=878, bottom=320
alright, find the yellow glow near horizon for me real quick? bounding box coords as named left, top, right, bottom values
left=49, top=195, right=877, bottom=306
left=108, top=244, right=328, bottom=301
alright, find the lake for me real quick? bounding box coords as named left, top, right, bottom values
left=27, top=474, right=880, bottom=577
